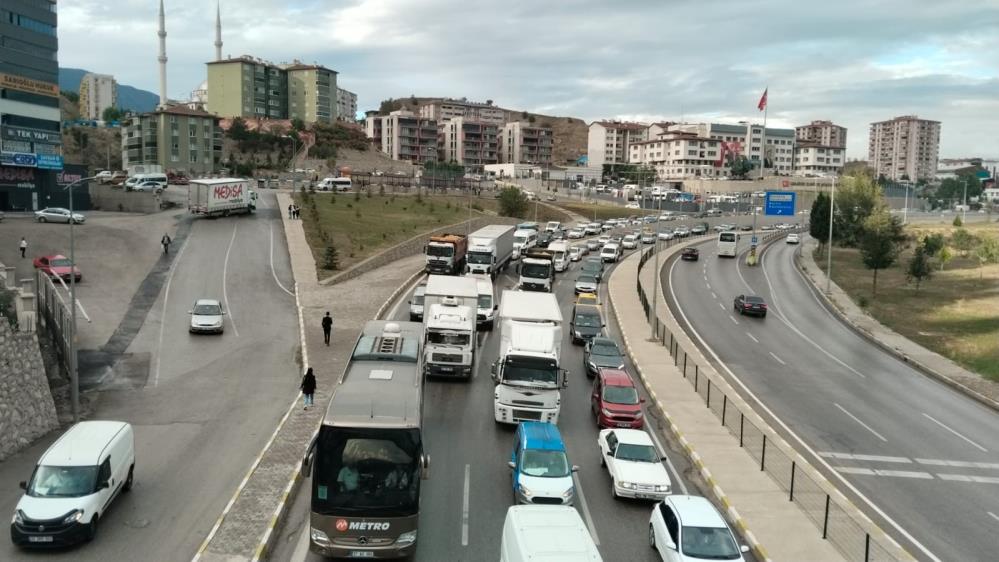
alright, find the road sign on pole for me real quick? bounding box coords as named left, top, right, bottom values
left=751, top=235, right=758, bottom=245
left=765, top=191, right=796, bottom=216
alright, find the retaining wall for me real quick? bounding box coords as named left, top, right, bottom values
left=89, top=183, right=161, bottom=214
left=0, top=320, right=59, bottom=462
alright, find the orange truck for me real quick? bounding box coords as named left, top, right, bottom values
left=425, top=233, right=468, bottom=275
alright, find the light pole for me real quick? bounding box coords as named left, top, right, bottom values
left=903, top=182, right=909, bottom=225
left=962, top=177, right=968, bottom=223
left=825, top=176, right=836, bottom=294
left=650, top=193, right=663, bottom=338
left=282, top=134, right=298, bottom=171
left=65, top=175, right=98, bottom=423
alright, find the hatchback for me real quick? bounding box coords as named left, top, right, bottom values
left=189, top=299, right=225, bottom=333
left=649, top=495, right=749, bottom=561
left=591, top=368, right=644, bottom=428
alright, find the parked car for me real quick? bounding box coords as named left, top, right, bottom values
left=625, top=202, right=640, bottom=209
left=35, top=207, right=85, bottom=224
left=597, top=429, right=672, bottom=500
left=574, top=273, right=599, bottom=295
left=33, top=254, right=82, bottom=282
left=786, top=233, right=800, bottom=244
left=733, top=294, right=767, bottom=317
left=132, top=180, right=165, bottom=193
left=591, top=368, right=644, bottom=429
left=681, top=248, right=699, bottom=261
left=649, top=495, right=750, bottom=561
left=189, top=298, right=226, bottom=334
left=583, top=337, right=625, bottom=377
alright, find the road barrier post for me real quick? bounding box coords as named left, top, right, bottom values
left=739, top=413, right=744, bottom=446
left=822, top=495, right=831, bottom=538
left=721, top=395, right=727, bottom=425
left=760, top=434, right=767, bottom=471
left=789, top=462, right=796, bottom=501
left=706, top=379, right=711, bottom=407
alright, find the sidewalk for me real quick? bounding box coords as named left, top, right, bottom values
left=193, top=192, right=424, bottom=562
left=608, top=246, right=848, bottom=562
left=798, top=237, right=999, bottom=410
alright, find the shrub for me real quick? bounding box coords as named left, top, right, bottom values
left=322, top=245, right=340, bottom=270
left=952, top=215, right=963, bottom=227
left=471, top=203, right=483, bottom=212
left=330, top=194, right=336, bottom=204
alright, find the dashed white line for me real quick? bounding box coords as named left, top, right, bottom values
left=916, top=458, right=999, bottom=470
left=572, top=473, right=601, bottom=546
left=834, top=403, right=887, bottom=442
left=705, top=283, right=711, bottom=290
left=922, top=413, right=988, bottom=453
left=937, top=474, right=999, bottom=485
left=711, top=291, right=718, bottom=299
left=988, top=511, right=999, bottom=524
left=153, top=232, right=190, bottom=387
left=820, top=452, right=910, bottom=463
left=717, top=303, right=725, bottom=310
left=729, top=315, right=739, bottom=325
left=461, top=464, right=471, bottom=546
left=222, top=223, right=240, bottom=337
left=835, top=467, right=933, bottom=479
left=768, top=351, right=785, bottom=365
left=745, top=332, right=759, bottom=343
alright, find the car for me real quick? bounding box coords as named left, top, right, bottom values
left=583, top=337, right=626, bottom=378
left=739, top=224, right=753, bottom=231
left=601, top=222, right=615, bottom=232
left=95, top=170, right=113, bottom=182
left=571, top=304, right=604, bottom=345
left=641, top=232, right=657, bottom=244
left=681, top=248, right=699, bottom=261
left=690, top=224, right=707, bottom=236
left=569, top=245, right=586, bottom=261
left=597, top=429, right=671, bottom=500
left=674, top=226, right=690, bottom=238
left=35, top=207, right=85, bottom=224
left=574, top=273, right=599, bottom=295
left=576, top=292, right=599, bottom=307
left=132, top=180, right=165, bottom=193
left=600, top=243, right=622, bottom=263
left=622, top=234, right=639, bottom=249
left=581, top=258, right=604, bottom=282
left=33, top=254, right=82, bottom=282
left=509, top=422, right=577, bottom=506
left=585, top=238, right=602, bottom=251
left=591, top=369, right=645, bottom=429
left=189, top=298, right=226, bottom=333
left=657, top=231, right=674, bottom=241
left=625, top=203, right=640, bottom=209
left=649, top=495, right=750, bottom=561
left=408, top=283, right=426, bottom=321
left=545, top=195, right=557, bottom=202
left=537, top=231, right=553, bottom=249
left=567, top=228, right=585, bottom=239
left=584, top=222, right=602, bottom=235
left=598, top=235, right=611, bottom=247
left=786, top=233, right=800, bottom=244
left=733, top=294, right=767, bottom=317
left=760, top=224, right=774, bottom=231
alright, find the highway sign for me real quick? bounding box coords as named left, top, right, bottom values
left=751, top=235, right=758, bottom=244
left=765, top=191, right=796, bottom=216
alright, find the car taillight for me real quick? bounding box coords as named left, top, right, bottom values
left=761, top=303, right=768, bottom=308
left=744, top=303, right=752, bottom=308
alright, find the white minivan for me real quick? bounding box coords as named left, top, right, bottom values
left=125, top=173, right=168, bottom=190
left=11, top=421, right=135, bottom=547
left=470, top=274, right=497, bottom=330
left=500, top=505, right=602, bottom=562
left=601, top=243, right=621, bottom=263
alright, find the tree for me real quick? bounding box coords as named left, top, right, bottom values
left=981, top=236, right=999, bottom=264
left=809, top=192, right=831, bottom=253
left=291, top=118, right=306, bottom=133
left=322, top=245, right=340, bottom=270
left=729, top=156, right=753, bottom=179
left=922, top=233, right=945, bottom=256
left=938, top=246, right=953, bottom=271
left=906, top=244, right=933, bottom=290
left=952, top=215, right=963, bottom=227
left=227, top=117, right=249, bottom=141
left=102, top=106, right=125, bottom=122
left=834, top=174, right=883, bottom=247
left=858, top=209, right=906, bottom=295
left=951, top=228, right=976, bottom=257
left=498, top=186, right=528, bottom=218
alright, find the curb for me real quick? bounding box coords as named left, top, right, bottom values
left=376, top=268, right=427, bottom=320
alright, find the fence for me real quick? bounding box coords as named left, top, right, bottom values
left=634, top=232, right=905, bottom=562
left=34, top=270, right=74, bottom=379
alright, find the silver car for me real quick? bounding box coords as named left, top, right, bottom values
left=35, top=207, right=85, bottom=224
left=586, top=238, right=602, bottom=251
left=189, top=299, right=225, bottom=334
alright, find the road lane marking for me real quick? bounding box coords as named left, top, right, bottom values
left=153, top=232, right=190, bottom=387
left=269, top=222, right=295, bottom=297
left=717, top=303, right=725, bottom=310
left=729, top=315, right=739, bottom=325
left=834, top=403, right=887, bottom=442
left=571, top=473, right=600, bottom=546
left=820, top=452, right=911, bottom=463
left=937, top=474, right=999, bottom=485
left=222, top=223, right=240, bottom=337
left=711, top=291, right=717, bottom=300
left=706, top=283, right=711, bottom=290
left=922, top=413, right=988, bottom=453
left=745, top=332, right=759, bottom=343
left=989, top=512, right=999, bottom=524
left=291, top=523, right=310, bottom=561
left=768, top=351, right=785, bottom=365
left=461, top=464, right=470, bottom=546
left=915, top=458, right=999, bottom=470
left=644, top=425, right=688, bottom=495
left=835, top=467, right=933, bottom=479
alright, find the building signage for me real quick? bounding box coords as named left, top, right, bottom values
left=2, top=125, right=62, bottom=144
left=0, top=73, right=59, bottom=97
left=0, top=165, right=37, bottom=187
left=0, top=152, right=37, bottom=168
left=57, top=169, right=84, bottom=184
left=36, top=154, right=64, bottom=170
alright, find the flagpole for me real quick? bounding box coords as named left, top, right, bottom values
left=760, top=87, right=768, bottom=180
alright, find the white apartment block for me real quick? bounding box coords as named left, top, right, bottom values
left=793, top=142, right=845, bottom=176
left=587, top=121, right=649, bottom=169
left=669, top=122, right=796, bottom=175
left=79, top=73, right=118, bottom=121
left=629, top=132, right=726, bottom=180
left=795, top=120, right=846, bottom=148
left=364, top=110, right=438, bottom=164
left=420, top=99, right=504, bottom=125
left=441, top=117, right=499, bottom=168
left=336, top=87, right=357, bottom=122
left=500, top=122, right=553, bottom=165
left=868, top=115, right=941, bottom=181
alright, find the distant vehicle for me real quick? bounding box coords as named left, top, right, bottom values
left=545, top=195, right=557, bottom=202
left=597, top=429, right=671, bottom=500
left=512, top=229, right=539, bottom=260
left=760, top=224, right=775, bottom=231
left=583, top=337, right=625, bottom=377
left=717, top=231, right=739, bottom=258
left=690, top=224, right=707, bottom=235
left=581, top=257, right=605, bottom=282
left=657, top=231, right=674, bottom=241
left=33, top=254, right=81, bottom=282
left=600, top=243, right=621, bottom=263
left=567, top=228, right=585, bottom=239
left=786, top=233, right=800, bottom=244
left=598, top=235, right=611, bottom=247
left=591, top=368, right=644, bottom=429
left=408, top=283, right=427, bottom=321
left=317, top=177, right=352, bottom=191
left=584, top=222, right=602, bottom=235
left=188, top=178, right=257, bottom=217
left=734, top=294, right=767, bottom=317
left=641, top=232, right=657, bottom=244
left=621, top=234, right=639, bottom=249
left=752, top=191, right=767, bottom=198
left=95, top=170, right=113, bottom=182
left=509, top=422, right=577, bottom=506
left=132, top=180, right=164, bottom=193
left=519, top=248, right=556, bottom=292
left=189, top=299, right=225, bottom=334
left=649, top=495, right=750, bottom=561
left=545, top=221, right=562, bottom=232
left=674, top=226, right=690, bottom=238
left=625, top=202, right=640, bottom=209
left=536, top=230, right=554, bottom=249
left=549, top=241, right=570, bottom=273
left=35, top=207, right=85, bottom=224
left=125, top=173, right=167, bottom=190
left=705, top=208, right=723, bottom=217
left=739, top=224, right=753, bottom=231
left=569, top=245, right=586, bottom=261
left=574, top=273, right=599, bottom=295
left=681, top=247, right=700, bottom=261
left=585, top=238, right=602, bottom=251
left=471, top=274, right=498, bottom=331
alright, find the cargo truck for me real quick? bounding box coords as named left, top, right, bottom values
left=466, top=225, right=515, bottom=277
left=188, top=178, right=258, bottom=217
left=518, top=248, right=555, bottom=292
left=423, top=275, right=478, bottom=379
left=492, top=291, right=567, bottom=424
left=425, top=233, right=468, bottom=275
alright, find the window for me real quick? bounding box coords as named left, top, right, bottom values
left=660, top=504, right=679, bottom=544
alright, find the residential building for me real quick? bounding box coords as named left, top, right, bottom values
left=936, top=158, right=997, bottom=180
left=669, top=122, right=796, bottom=175
left=364, top=110, right=382, bottom=146
left=286, top=64, right=338, bottom=123
left=365, top=110, right=437, bottom=164
left=795, top=120, right=846, bottom=149
left=792, top=142, right=845, bottom=176
left=205, top=56, right=339, bottom=124
left=587, top=121, right=649, bottom=170
left=121, top=105, right=222, bottom=176
left=419, top=98, right=504, bottom=125
left=500, top=121, right=553, bottom=165
left=78, top=73, right=118, bottom=121
left=868, top=115, right=941, bottom=181
left=337, top=87, right=357, bottom=122
left=628, top=131, right=725, bottom=180
left=441, top=117, right=499, bottom=169
left=0, top=0, right=69, bottom=211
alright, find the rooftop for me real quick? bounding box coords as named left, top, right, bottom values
left=592, top=120, right=648, bottom=131
left=150, top=104, right=218, bottom=118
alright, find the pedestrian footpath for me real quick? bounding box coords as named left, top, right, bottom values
left=193, top=191, right=425, bottom=562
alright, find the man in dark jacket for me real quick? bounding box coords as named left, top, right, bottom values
left=300, top=367, right=317, bottom=410
left=322, top=312, right=333, bottom=346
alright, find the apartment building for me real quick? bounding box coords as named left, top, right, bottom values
left=364, top=110, right=382, bottom=145
left=670, top=123, right=796, bottom=175
left=419, top=98, right=504, bottom=125
left=286, top=64, right=338, bottom=123
left=441, top=117, right=499, bottom=169
left=628, top=132, right=725, bottom=180
left=206, top=56, right=339, bottom=124
left=792, top=142, right=845, bottom=177
left=868, top=115, right=941, bottom=181
left=337, top=87, right=357, bottom=122
left=587, top=121, right=649, bottom=169
left=121, top=105, right=222, bottom=176
left=79, top=73, right=118, bottom=121
left=500, top=121, right=553, bottom=165
left=795, top=120, right=846, bottom=148
left=366, top=110, right=438, bottom=164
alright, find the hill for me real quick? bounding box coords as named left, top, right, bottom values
left=59, top=67, right=159, bottom=113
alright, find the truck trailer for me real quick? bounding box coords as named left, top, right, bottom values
left=466, top=225, right=515, bottom=277
left=188, top=178, right=257, bottom=217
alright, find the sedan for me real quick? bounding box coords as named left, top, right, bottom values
left=690, top=224, right=707, bottom=236
left=597, top=429, right=672, bottom=500
left=567, top=228, right=585, bottom=239
left=569, top=245, right=587, bottom=261
left=189, top=299, right=226, bottom=334
left=586, top=238, right=602, bottom=251
left=674, top=227, right=690, bottom=238
left=35, top=207, right=85, bottom=224
left=650, top=495, right=749, bottom=561
left=33, top=254, right=81, bottom=282
left=657, top=231, right=674, bottom=241
left=681, top=248, right=699, bottom=261
left=641, top=233, right=656, bottom=244
left=581, top=258, right=605, bottom=282
left=733, top=294, right=767, bottom=317
left=574, top=273, right=599, bottom=295
left=786, top=233, right=800, bottom=244
left=132, top=180, right=165, bottom=193
left=584, top=337, right=626, bottom=377
left=739, top=224, right=753, bottom=231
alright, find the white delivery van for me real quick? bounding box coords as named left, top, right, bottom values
left=500, top=505, right=602, bottom=562
left=11, top=421, right=135, bottom=547
left=548, top=241, right=570, bottom=272
left=470, top=273, right=498, bottom=330
left=318, top=177, right=352, bottom=192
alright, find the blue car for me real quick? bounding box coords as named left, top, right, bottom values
left=508, top=422, right=577, bottom=505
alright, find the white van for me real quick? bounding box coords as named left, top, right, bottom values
left=470, top=274, right=497, bottom=330
left=601, top=243, right=621, bottom=263
left=11, top=421, right=135, bottom=547
left=549, top=241, right=570, bottom=272
left=125, top=173, right=168, bottom=190
left=318, top=177, right=352, bottom=192
left=512, top=229, right=538, bottom=260
left=500, top=505, right=602, bottom=562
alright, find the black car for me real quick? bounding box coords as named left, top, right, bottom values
left=571, top=305, right=604, bottom=345
left=734, top=294, right=768, bottom=317
left=581, top=258, right=604, bottom=282
left=681, top=247, right=699, bottom=261
left=537, top=231, right=553, bottom=248
left=584, top=337, right=626, bottom=377
left=739, top=224, right=753, bottom=231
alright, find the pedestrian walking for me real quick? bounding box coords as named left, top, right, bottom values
left=294, top=205, right=301, bottom=219
left=19, top=237, right=27, bottom=258
left=161, top=233, right=172, bottom=254
left=322, top=311, right=333, bottom=346
left=288, top=204, right=294, bottom=219
left=300, top=367, right=317, bottom=410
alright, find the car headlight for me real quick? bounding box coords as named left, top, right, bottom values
left=587, top=361, right=597, bottom=370
left=616, top=363, right=625, bottom=369
left=619, top=481, right=636, bottom=489
left=601, top=408, right=614, bottom=417
left=562, top=487, right=575, bottom=499
left=655, top=484, right=671, bottom=493
left=574, top=331, right=582, bottom=338
left=396, top=529, right=417, bottom=546
left=13, top=510, right=25, bottom=525
left=311, top=527, right=332, bottom=547
left=62, top=509, right=83, bottom=525
left=635, top=410, right=644, bottom=418
left=518, top=484, right=534, bottom=498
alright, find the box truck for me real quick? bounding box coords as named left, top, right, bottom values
left=188, top=178, right=257, bottom=217
left=466, top=225, right=515, bottom=277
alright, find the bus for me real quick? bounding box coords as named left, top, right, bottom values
left=303, top=320, right=429, bottom=559
left=717, top=231, right=739, bottom=257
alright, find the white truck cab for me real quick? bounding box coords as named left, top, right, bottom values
left=500, top=505, right=602, bottom=562
left=424, top=299, right=476, bottom=379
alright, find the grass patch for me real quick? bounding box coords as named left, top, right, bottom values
left=556, top=201, right=648, bottom=222
left=817, top=222, right=999, bottom=381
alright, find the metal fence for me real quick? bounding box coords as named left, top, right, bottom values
left=34, top=270, right=73, bottom=379
left=635, top=235, right=905, bottom=562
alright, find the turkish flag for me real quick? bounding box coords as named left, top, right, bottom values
left=757, top=88, right=768, bottom=111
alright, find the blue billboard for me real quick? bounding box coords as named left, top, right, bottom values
left=764, top=191, right=796, bottom=216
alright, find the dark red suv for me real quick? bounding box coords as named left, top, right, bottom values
left=591, top=369, right=645, bottom=429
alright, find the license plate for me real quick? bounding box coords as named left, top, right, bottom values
left=29, top=536, right=53, bottom=543
left=349, top=551, right=375, bottom=558
left=617, top=422, right=632, bottom=428
left=439, top=367, right=454, bottom=372
left=637, top=493, right=657, bottom=500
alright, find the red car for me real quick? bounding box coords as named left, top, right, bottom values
left=33, top=254, right=81, bottom=282
left=591, top=368, right=645, bottom=429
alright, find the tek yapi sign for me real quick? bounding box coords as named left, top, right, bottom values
left=764, top=191, right=796, bottom=216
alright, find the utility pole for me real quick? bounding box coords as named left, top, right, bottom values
left=66, top=176, right=98, bottom=423
left=826, top=177, right=836, bottom=294
left=962, top=177, right=968, bottom=223
left=650, top=193, right=663, bottom=338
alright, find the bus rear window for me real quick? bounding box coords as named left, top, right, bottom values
left=719, top=233, right=737, bottom=242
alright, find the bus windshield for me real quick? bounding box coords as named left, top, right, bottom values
left=719, top=232, right=737, bottom=242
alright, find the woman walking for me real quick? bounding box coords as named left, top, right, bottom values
left=300, top=367, right=317, bottom=410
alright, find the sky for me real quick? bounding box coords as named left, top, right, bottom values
left=57, top=0, right=999, bottom=160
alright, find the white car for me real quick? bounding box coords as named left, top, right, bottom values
left=597, top=429, right=671, bottom=500
left=598, top=235, right=611, bottom=247
left=786, top=233, right=800, bottom=244
left=567, top=228, right=585, bottom=239
left=600, top=243, right=621, bottom=263
left=625, top=203, right=641, bottom=209
left=569, top=246, right=586, bottom=261
left=584, top=223, right=602, bottom=235
left=649, top=495, right=749, bottom=561
left=132, top=180, right=165, bottom=193
left=189, top=298, right=225, bottom=334
left=641, top=233, right=657, bottom=244
left=622, top=234, right=639, bottom=249
left=35, top=207, right=85, bottom=224
left=657, top=231, right=674, bottom=241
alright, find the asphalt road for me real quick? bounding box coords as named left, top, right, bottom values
left=1, top=191, right=299, bottom=561
left=663, top=233, right=999, bottom=561
left=270, top=227, right=762, bottom=562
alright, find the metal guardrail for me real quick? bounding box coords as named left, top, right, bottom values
left=635, top=233, right=903, bottom=562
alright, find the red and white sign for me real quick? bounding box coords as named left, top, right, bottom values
left=213, top=183, right=244, bottom=201
left=335, top=518, right=349, bottom=532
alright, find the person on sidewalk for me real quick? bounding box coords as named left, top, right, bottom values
left=322, top=312, right=333, bottom=346
left=161, top=233, right=172, bottom=255
left=19, top=237, right=27, bottom=258
left=300, top=367, right=317, bottom=410
left=288, top=204, right=294, bottom=219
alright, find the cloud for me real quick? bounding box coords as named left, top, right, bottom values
left=57, top=0, right=999, bottom=157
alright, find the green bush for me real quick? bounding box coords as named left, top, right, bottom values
left=953, top=215, right=963, bottom=227
left=322, top=245, right=340, bottom=270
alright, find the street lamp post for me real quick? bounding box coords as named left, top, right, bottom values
left=650, top=193, right=663, bottom=338
left=282, top=134, right=298, bottom=171
left=65, top=175, right=98, bottom=423
left=903, top=183, right=909, bottom=225
left=962, top=178, right=968, bottom=223
left=825, top=177, right=836, bottom=294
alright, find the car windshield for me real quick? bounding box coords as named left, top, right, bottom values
left=575, top=311, right=601, bottom=328
left=412, top=292, right=425, bottom=305
left=477, top=294, right=492, bottom=309
left=27, top=465, right=98, bottom=498
left=50, top=258, right=73, bottom=267
left=577, top=275, right=596, bottom=285
left=681, top=526, right=742, bottom=559
left=194, top=303, right=222, bottom=315
left=603, top=385, right=639, bottom=405
left=615, top=443, right=658, bottom=463
left=520, top=449, right=570, bottom=478
left=590, top=342, right=619, bottom=357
